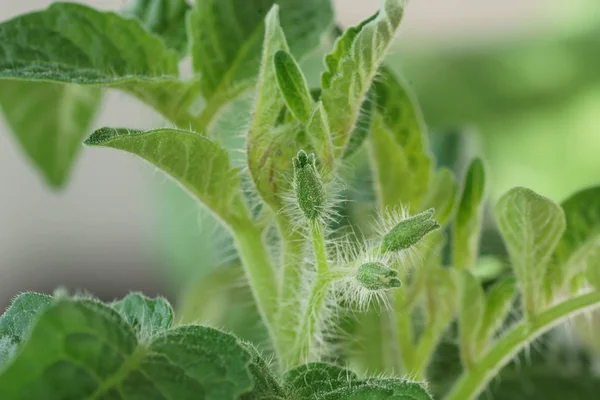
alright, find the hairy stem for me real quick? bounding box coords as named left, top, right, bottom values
left=290, top=219, right=333, bottom=366
left=275, top=219, right=306, bottom=366
left=444, top=290, right=600, bottom=400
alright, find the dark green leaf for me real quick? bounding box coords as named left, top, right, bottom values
left=0, top=81, right=101, bottom=186
left=111, top=293, right=174, bottom=339
left=123, top=0, right=190, bottom=56
left=0, top=293, right=52, bottom=367
left=283, top=362, right=432, bottom=400
left=274, top=50, right=313, bottom=124
left=495, top=187, right=566, bottom=317
left=0, top=299, right=255, bottom=400
left=84, top=127, right=242, bottom=223
left=452, top=158, right=486, bottom=270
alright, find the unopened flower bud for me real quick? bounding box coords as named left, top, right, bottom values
left=382, top=208, right=440, bottom=253
left=293, top=150, right=325, bottom=221
left=356, top=262, right=401, bottom=291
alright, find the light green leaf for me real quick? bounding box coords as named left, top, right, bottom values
left=0, top=81, right=101, bottom=187
left=247, top=6, right=300, bottom=212
left=0, top=293, right=52, bottom=367
left=0, top=299, right=255, bottom=399
left=189, top=0, right=333, bottom=132
left=547, top=186, right=600, bottom=294
left=477, top=277, right=516, bottom=350
left=84, top=127, right=242, bottom=224
left=111, top=293, right=174, bottom=339
left=495, top=187, right=566, bottom=317
left=342, top=90, right=375, bottom=159
left=452, top=158, right=486, bottom=270
left=369, top=67, right=432, bottom=210
left=423, top=167, right=458, bottom=226
left=321, top=0, right=405, bottom=156
left=306, top=103, right=335, bottom=171
left=274, top=50, right=313, bottom=124
left=0, top=2, right=202, bottom=128
left=283, top=362, right=432, bottom=400
left=457, top=270, right=485, bottom=368
left=123, top=0, right=190, bottom=56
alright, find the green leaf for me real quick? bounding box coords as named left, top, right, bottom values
left=247, top=6, right=300, bottom=212
left=477, top=277, right=516, bottom=349
left=283, top=362, right=432, bottom=400
left=0, top=3, right=202, bottom=128
left=0, top=299, right=256, bottom=400
left=111, top=293, right=174, bottom=338
left=274, top=50, right=313, bottom=124
left=321, top=0, right=405, bottom=156
left=84, top=128, right=242, bottom=223
left=548, top=186, right=600, bottom=294
left=0, top=293, right=52, bottom=367
left=123, top=0, right=191, bottom=56
left=342, top=90, right=375, bottom=159
left=306, top=103, right=335, bottom=171
left=452, top=158, right=486, bottom=270
left=189, top=0, right=333, bottom=131
left=0, top=81, right=101, bottom=187
left=423, top=167, right=458, bottom=226
left=495, top=187, right=566, bottom=317
left=369, top=67, right=433, bottom=210
left=457, top=270, right=485, bottom=368
left=239, top=342, right=285, bottom=399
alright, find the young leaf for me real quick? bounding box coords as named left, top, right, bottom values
left=453, top=158, right=486, bottom=270
left=548, top=186, right=600, bottom=294
left=321, top=0, right=405, bottom=156
left=0, top=81, right=101, bottom=187
left=111, top=293, right=174, bottom=338
left=458, top=270, right=485, bottom=368
left=423, top=167, right=458, bottom=226
left=495, top=187, right=566, bottom=317
left=477, top=278, right=516, bottom=349
left=239, top=342, right=286, bottom=399
left=306, top=103, right=335, bottom=171
left=0, top=293, right=52, bottom=367
left=189, top=0, right=333, bottom=130
left=369, top=67, right=432, bottom=210
left=342, top=90, right=375, bottom=159
left=283, top=362, right=432, bottom=400
left=84, top=128, right=241, bottom=224
left=274, top=50, right=313, bottom=124
left=247, top=6, right=300, bottom=212
left=0, top=299, right=256, bottom=399
left=123, top=0, right=191, bottom=56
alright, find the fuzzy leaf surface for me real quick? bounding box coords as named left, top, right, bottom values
left=274, top=50, right=313, bottom=124
left=496, top=187, right=566, bottom=315
left=123, top=0, right=190, bottom=56
left=321, top=0, right=405, bottom=156
left=0, top=299, right=255, bottom=399
left=453, top=158, right=485, bottom=270
left=0, top=293, right=52, bottom=368
left=283, top=362, right=432, bottom=400
left=85, top=128, right=241, bottom=223
left=111, top=293, right=174, bottom=339
left=247, top=7, right=300, bottom=212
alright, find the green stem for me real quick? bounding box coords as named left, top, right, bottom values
left=412, top=321, right=445, bottom=380
left=444, top=291, right=600, bottom=400
left=275, top=219, right=306, bottom=366
left=395, top=294, right=415, bottom=372
left=290, top=219, right=333, bottom=366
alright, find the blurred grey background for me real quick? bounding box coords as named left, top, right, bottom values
left=0, top=0, right=594, bottom=307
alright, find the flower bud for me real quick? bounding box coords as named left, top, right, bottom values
left=293, top=150, right=325, bottom=221
left=381, top=208, right=440, bottom=253
left=356, top=262, right=401, bottom=291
